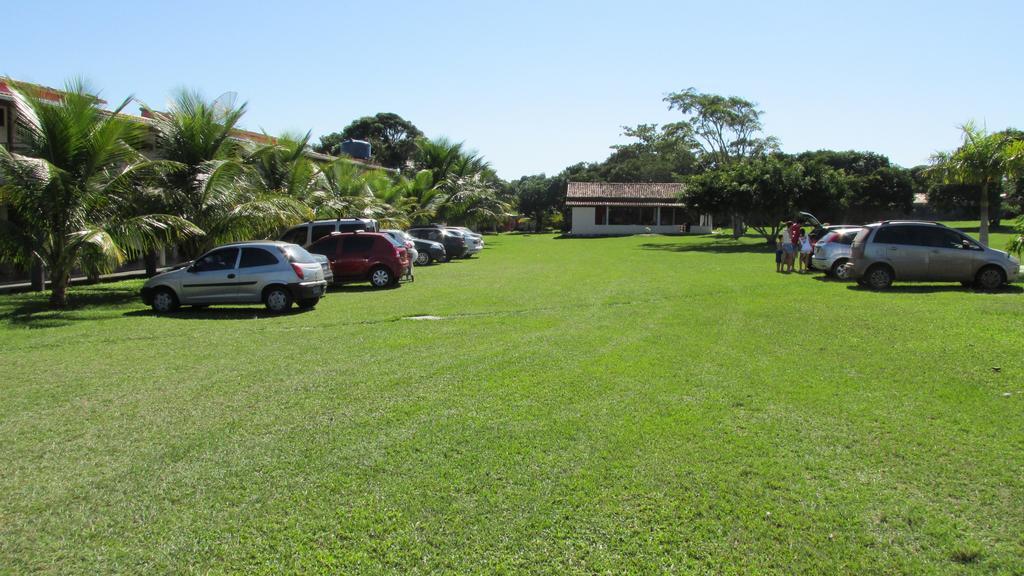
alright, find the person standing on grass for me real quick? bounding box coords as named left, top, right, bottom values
left=775, top=233, right=784, bottom=273
left=781, top=221, right=796, bottom=272
left=799, top=228, right=812, bottom=272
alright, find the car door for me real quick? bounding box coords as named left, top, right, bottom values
left=235, top=247, right=284, bottom=302
left=873, top=225, right=927, bottom=280
left=925, top=228, right=976, bottom=281
left=179, top=247, right=241, bottom=303
left=336, top=235, right=375, bottom=280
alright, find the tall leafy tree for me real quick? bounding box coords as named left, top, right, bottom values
left=663, top=88, right=779, bottom=168
left=509, top=174, right=563, bottom=232
left=316, top=113, right=423, bottom=169
left=0, top=79, right=198, bottom=307
left=930, top=122, right=1022, bottom=246
left=685, top=154, right=847, bottom=244
left=665, top=88, right=779, bottom=236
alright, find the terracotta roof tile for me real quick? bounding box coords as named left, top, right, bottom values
left=566, top=181, right=685, bottom=205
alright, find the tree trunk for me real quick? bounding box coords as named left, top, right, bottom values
left=144, top=250, right=158, bottom=277
left=48, top=270, right=69, bottom=308
left=534, top=212, right=543, bottom=233
left=731, top=214, right=744, bottom=239
left=30, top=256, right=45, bottom=292
left=979, top=181, right=990, bottom=247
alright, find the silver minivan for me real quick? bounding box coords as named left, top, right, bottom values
left=141, top=241, right=327, bottom=313
left=847, top=221, right=1020, bottom=290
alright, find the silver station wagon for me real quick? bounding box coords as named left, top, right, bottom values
left=847, top=221, right=1020, bottom=290
left=141, top=242, right=327, bottom=313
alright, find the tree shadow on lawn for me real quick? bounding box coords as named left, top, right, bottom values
left=640, top=241, right=773, bottom=254
left=1, top=287, right=140, bottom=328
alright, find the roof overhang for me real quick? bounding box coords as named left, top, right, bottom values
left=567, top=200, right=687, bottom=207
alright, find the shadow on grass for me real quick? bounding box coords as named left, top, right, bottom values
left=845, top=283, right=1023, bottom=295
left=327, top=283, right=404, bottom=294
left=0, top=288, right=139, bottom=328
left=640, top=241, right=774, bottom=254
left=124, top=306, right=316, bottom=320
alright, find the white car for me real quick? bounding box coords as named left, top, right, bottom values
left=141, top=241, right=327, bottom=313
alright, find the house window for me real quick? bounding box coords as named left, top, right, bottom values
left=640, top=207, right=657, bottom=225
left=594, top=206, right=606, bottom=225
left=660, top=207, right=687, bottom=226
left=608, top=207, right=641, bottom=225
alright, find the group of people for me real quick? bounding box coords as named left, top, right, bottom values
left=775, top=219, right=812, bottom=273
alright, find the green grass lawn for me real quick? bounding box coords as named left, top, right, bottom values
left=1, top=227, right=1022, bottom=575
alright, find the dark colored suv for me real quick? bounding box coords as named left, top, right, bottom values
left=407, top=227, right=468, bottom=261
left=307, top=232, right=410, bottom=288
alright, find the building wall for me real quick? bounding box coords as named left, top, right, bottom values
left=570, top=207, right=712, bottom=235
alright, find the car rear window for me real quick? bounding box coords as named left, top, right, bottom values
left=839, top=229, right=861, bottom=245
left=239, top=247, right=280, bottom=268
left=282, top=244, right=317, bottom=263
left=382, top=234, right=404, bottom=247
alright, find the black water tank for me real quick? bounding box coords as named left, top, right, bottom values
left=340, top=139, right=372, bottom=159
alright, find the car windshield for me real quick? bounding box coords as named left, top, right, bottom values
left=282, top=244, right=317, bottom=263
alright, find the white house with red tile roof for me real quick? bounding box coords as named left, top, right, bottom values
left=566, top=181, right=712, bottom=236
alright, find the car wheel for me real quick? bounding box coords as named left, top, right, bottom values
left=297, top=298, right=319, bottom=309
left=151, top=287, right=179, bottom=313
left=974, top=266, right=1006, bottom=291
left=416, top=251, right=430, bottom=266
left=831, top=258, right=851, bottom=280
left=264, top=286, right=293, bottom=313
left=369, top=267, right=393, bottom=288
left=865, top=265, right=894, bottom=290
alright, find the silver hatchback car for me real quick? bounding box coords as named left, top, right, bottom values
left=811, top=227, right=863, bottom=279
left=847, top=221, right=1020, bottom=290
left=141, top=241, right=327, bottom=313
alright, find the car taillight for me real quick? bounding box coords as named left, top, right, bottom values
left=290, top=262, right=304, bottom=279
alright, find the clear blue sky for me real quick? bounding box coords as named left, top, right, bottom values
left=7, top=0, right=1022, bottom=179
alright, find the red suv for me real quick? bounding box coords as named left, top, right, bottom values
left=307, top=232, right=409, bottom=288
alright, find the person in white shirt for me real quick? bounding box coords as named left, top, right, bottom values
left=798, top=229, right=812, bottom=272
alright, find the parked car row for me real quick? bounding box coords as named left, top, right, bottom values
left=140, top=218, right=487, bottom=312
left=803, top=216, right=1019, bottom=290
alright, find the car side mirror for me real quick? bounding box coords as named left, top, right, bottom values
left=187, top=265, right=198, bottom=273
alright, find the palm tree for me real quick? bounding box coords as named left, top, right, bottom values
left=1005, top=139, right=1024, bottom=256
left=246, top=131, right=320, bottom=198
left=308, top=158, right=382, bottom=219
left=930, top=122, right=1020, bottom=246
left=146, top=91, right=309, bottom=258
left=0, top=79, right=199, bottom=307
